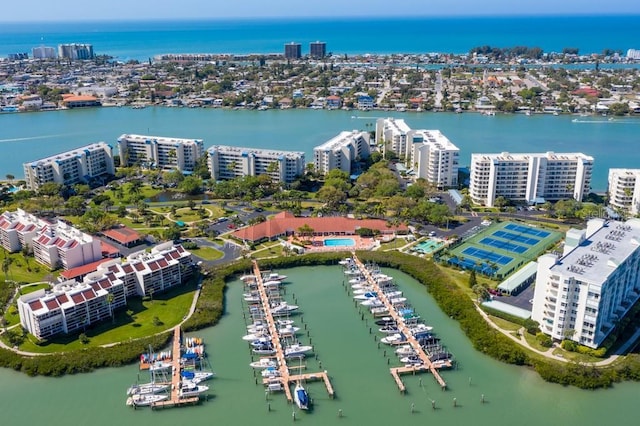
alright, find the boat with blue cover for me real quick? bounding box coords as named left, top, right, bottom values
left=294, top=382, right=309, bottom=410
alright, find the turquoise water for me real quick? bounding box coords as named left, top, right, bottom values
left=324, top=238, right=355, bottom=247
left=1, top=108, right=638, bottom=191
left=2, top=16, right=640, bottom=60
left=1, top=265, right=640, bottom=425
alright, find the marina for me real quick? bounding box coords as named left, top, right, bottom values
left=345, top=255, right=451, bottom=391
left=243, top=261, right=335, bottom=406
left=126, top=326, right=213, bottom=409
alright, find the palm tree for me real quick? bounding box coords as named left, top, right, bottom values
left=106, top=293, right=115, bottom=324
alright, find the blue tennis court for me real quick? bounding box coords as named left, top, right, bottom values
left=462, top=247, right=513, bottom=265
left=504, top=223, right=550, bottom=238
left=479, top=237, right=528, bottom=254
left=493, top=230, right=540, bottom=246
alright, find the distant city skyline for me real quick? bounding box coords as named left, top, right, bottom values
left=2, top=0, right=640, bottom=22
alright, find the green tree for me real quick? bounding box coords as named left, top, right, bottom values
left=468, top=269, right=478, bottom=288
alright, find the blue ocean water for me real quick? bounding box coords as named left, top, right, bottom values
left=1, top=15, right=639, bottom=61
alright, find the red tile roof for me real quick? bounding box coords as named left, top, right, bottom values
left=101, top=227, right=141, bottom=244
left=45, top=299, right=59, bottom=310
left=56, top=294, right=69, bottom=304
left=71, top=293, right=84, bottom=304
left=101, top=241, right=120, bottom=257
left=29, top=300, right=43, bottom=311
left=232, top=212, right=408, bottom=242
left=60, top=258, right=110, bottom=280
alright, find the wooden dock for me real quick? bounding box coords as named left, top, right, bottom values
left=151, top=327, right=201, bottom=409
left=252, top=261, right=335, bottom=402
left=351, top=254, right=447, bottom=390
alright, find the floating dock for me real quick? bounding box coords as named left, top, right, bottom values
left=251, top=261, right=335, bottom=401
left=351, top=254, right=448, bottom=391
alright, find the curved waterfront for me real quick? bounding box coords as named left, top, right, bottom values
left=2, top=107, right=639, bottom=191
left=1, top=265, right=639, bottom=425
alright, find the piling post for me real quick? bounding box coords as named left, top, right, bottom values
left=453, top=398, right=457, bottom=407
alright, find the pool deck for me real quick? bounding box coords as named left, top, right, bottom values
left=288, top=235, right=379, bottom=252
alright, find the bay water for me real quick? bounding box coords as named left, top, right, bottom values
left=2, top=107, right=639, bottom=191
left=0, top=265, right=638, bottom=425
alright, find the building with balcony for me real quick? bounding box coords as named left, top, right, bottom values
left=117, top=134, right=204, bottom=172
left=32, top=222, right=102, bottom=271
left=531, top=218, right=640, bottom=348
left=17, top=242, right=192, bottom=339
left=58, top=43, right=94, bottom=60
left=313, top=130, right=370, bottom=176
left=207, top=145, right=305, bottom=183
left=23, top=142, right=115, bottom=191
left=410, top=129, right=460, bottom=188
left=0, top=209, right=43, bottom=253
left=309, top=41, right=326, bottom=58
left=284, top=42, right=301, bottom=59
left=469, top=151, right=594, bottom=207
left=608, top=169, right=640, bottom=216
left=375, top=117, right=411, bottom=159
left=32, top=46, right=57, bottom=59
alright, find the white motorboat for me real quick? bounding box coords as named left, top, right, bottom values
left=270, top=302, right=299, bottom=316
left=126, top=393, right=169, bottom=406
left=179, top=380, right=209, bottom=398
left=278, top=325, right=300, bottom=337
left=348, top=276, right=365, bottom=284
left=381, top=333, right=407, bottom=345
left=276, top=319, right=295, bottom=327
left=243, top=292, right=261, bottom=303
left=378, top=324, right=400, bottom=334
left=354, top=291, right=377, bottom=300
left=408, top=323, right=433, bottom=334
left=382, top=290, right=403, bottom=299
left=284, top=343, right=313, bottom=358
left=400, top=355, right=423, bottom=365
left=126, top=382, right=169, bottom=396
left=266, top=272, right=287, bottom=281
left=181, top=370, right=215, bottom=384
left=370, top=306, right=389, bottom=316
left=261, top=367, right=281, bottom=378
left=240, top=274, right=256, bottom=282
left=351, top=283, right=374, bottom=290
left=263, top=280, right=282, bottom=288
left=338, top=258, right=353, bottom=265
left=294, top=382, right=310, bottom=410
left=242, top=331, right=270, bottom=341
left=352, top=286, right=375, bottom=294
left=361, top=298, right=384, bottom=307
left=389, top=297, right=407, bottom=305
left=395, top=344, right=417, bottom=357
left=343, top=268, right=360, bottom=276
left=148, top=361, right=173, bottom=371
left=250, top=358, right=278, bottom=369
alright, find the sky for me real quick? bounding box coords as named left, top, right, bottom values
left=3, top=0, right=640, bottom=22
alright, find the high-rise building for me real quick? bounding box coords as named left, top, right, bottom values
left=23, top=142, right=115, bottom=191
left=375, top=117, right=412, bottom=159
left=32, top=46, right=57, bottom=59
left=531, top=218, right=640, bottom=348
left=469, top=152, right=594, bottom=207
left=117, top=134, right=204, bottom=172
left=207, top=146, right=305, bottom=183
left=284, top=42, right=302, bottom=59
left=608, top=169, right=640, bottom=215
left=18, top=242, right=192, bottom=339
left=313, top=130, right=370, bottom=176
left=309, top=41, right=326, bottom=58
left=58, top=43, right=94, bottom=60
left=410, top=130, right=460, bottom=188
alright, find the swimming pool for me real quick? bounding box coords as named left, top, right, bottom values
left=324, top=238, right=355, bottom=247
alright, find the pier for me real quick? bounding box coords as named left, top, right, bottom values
left=350, top=254, right=448, bottom=390
left=251, top=261, right=335, bottom=401
left=151, top=327, right=200, bottom=409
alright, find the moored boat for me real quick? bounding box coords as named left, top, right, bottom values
left=126, top=393, right=169, bottom=407
left=179, top=380, right=209, bottom=398
left=284, top=343, right=313, bottom=358
left=126, top=382, right=169, bottom=396
left=294, top=382, right=310, bottom=410
left=250, top=358, right=278, bottom=369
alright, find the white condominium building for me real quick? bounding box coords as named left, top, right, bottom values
left=469, top=151, right=594, bottom=207
left=32, top=46, right=57, bottom=59
left=410, top=130, right=459, bottom=188
left=207, top=145, right=305, bottom=183
left=117, top=134, right=204, bottom=172
left=608, top=169, right=640, bottom=215
left=313, top=130, right=370, bottom=176
left=0, top=209, right=43, bottom=253
left=58, top=43, right=94, bottom=60
left=376, top=117, right=411, bottom=159
left=32, top=222, right=102, bottom=270
left=531, top=218, right=640, bottom=348
left=23, top=142, right=115, bottom=191
left=18, top=242, right=192, bottom=339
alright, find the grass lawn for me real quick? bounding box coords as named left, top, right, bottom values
left=20, top=283, right=50, bottom=294
left=190, top=246, right=224, bottom=261
left=253, top=245, right=284, bottom=259
left=3, top=305, right=20, bottom=326
left=17, top=280, right=197, bottom=353
left=2, top=252, right=51, bottom=283
left=103, top=183, right=163, bottom=204
left=551, top=347, right=605, bottom=364
left=380, top=238, right=410, bottom=251
left=523, top=331, right=555, bottom=353
left=489, top=315, right=522, bottom=332
left=172, top=207, right=208, bottom=223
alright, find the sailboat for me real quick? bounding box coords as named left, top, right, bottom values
left=294, top=382, right=309, bottom=410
